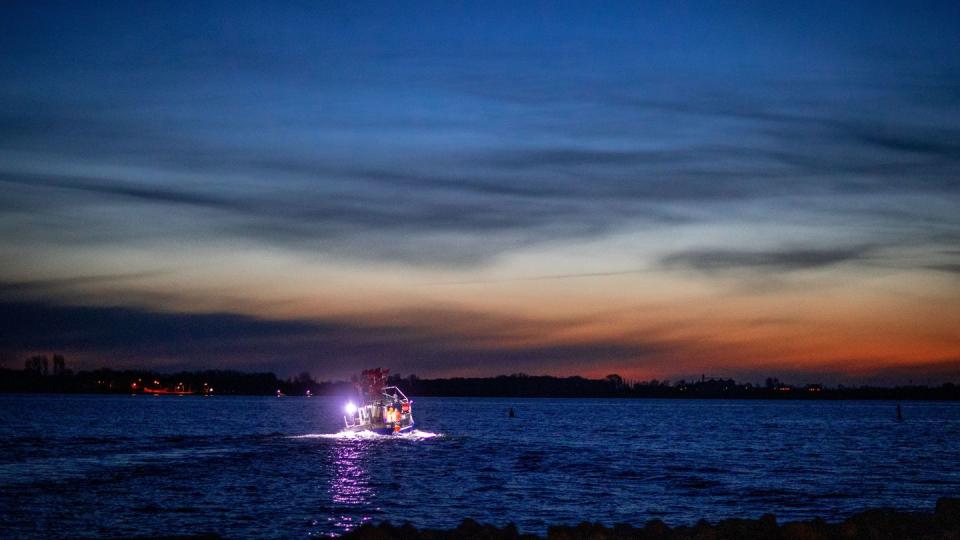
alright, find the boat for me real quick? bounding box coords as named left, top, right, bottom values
left=143, top=387, right=194, bottom=395
left=141, top=381, right=195, bottom=395
left=343, top=368, right=415, bottom=435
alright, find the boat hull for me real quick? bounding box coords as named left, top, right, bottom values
left=348, top=421, right=415, bottom=435
left=143, top=388, right=194, bottom=395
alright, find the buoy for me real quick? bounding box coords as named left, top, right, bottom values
left=896, top=403, right=904, bottom=421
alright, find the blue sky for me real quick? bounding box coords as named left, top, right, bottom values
left=1, top=1, right=958, bottom=382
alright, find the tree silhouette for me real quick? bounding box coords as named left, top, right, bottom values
left=24, top=355, right=49, bottom=376
left=52, top=355, right=66, bottom=376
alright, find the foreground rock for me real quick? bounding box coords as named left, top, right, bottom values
left=342, top=497, right=960, bottom=539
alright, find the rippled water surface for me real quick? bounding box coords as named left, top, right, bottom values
left=1, top=395, right=958, bottom=538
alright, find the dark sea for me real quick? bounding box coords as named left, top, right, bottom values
left=1, top=395, right=958, bottom=538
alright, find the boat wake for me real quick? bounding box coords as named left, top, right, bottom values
left=290, top=429, right=441, bottom=441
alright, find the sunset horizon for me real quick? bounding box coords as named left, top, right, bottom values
left=2, top=1, right=958, bottom=385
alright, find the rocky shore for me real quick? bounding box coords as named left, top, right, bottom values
left=340, top=497, right=960, bottom=540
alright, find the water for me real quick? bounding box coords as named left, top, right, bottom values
left=1, top=395, right=958, bottom=538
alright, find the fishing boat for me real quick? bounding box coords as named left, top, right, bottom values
left=343, top=368, right=415, bottom=434
left=141, top=381, right=195, bottom=395
left=143, top=387, right=194, bottom=395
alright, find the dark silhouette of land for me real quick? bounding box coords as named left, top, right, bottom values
left=2, top=355, right=958, bottom=399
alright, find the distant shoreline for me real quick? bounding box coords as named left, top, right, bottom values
left=2, top=391, right=960, bottom=402
left=338, top=498, right=960, bottom=540
left=2, top=366, right=958, bottom=400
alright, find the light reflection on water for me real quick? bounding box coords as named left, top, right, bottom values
left=329, top=440, right=375, bottom=533
left=297, top=430, right=443, bottom=536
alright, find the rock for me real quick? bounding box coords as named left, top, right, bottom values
left=456, top=518, right=484, bottom=537
left=545, top=522, right=613, bottom=540
left=341, top=499, right=960, bottom=540
left=690, top=519, right=716, bottom=540
left=642, top=519, right=671, bottom=539
left=714, top=516, right=778, bottom=539
left=838, top=508, right=943, bottom=540
left=781, top=520, right=829, bottom=540
left=396, top=522, right=420, bottom=540
left=935, top=497, right=960, bottom=528
left=344, top=523, right=394, bottom=540
left=609, top=523, right=637, bottom=540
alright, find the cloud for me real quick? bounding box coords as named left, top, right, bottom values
left=661, top=246, right=876, bottom=273
left=926, top=263, right=960, bottom=275
left=2, top=1, right=959, bottom=387
left=4, top=296, right=954, bottom=385
left=0, top=300, right=319, bottom=351
left=727, top=358, right=960, bottom=387
left=1, top=0, right=958, bottom=273
left=424, top=269, right=652, bottom=286
left=0, top=271, right=167, bottom=296
left=0, top=298, right=667, bottom=377
left=850, top=128, right=960, bottom=160
left=0, top=172, right=242, bottom=210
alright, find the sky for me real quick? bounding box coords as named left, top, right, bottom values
left=1, top=1, right=959, bottom=384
